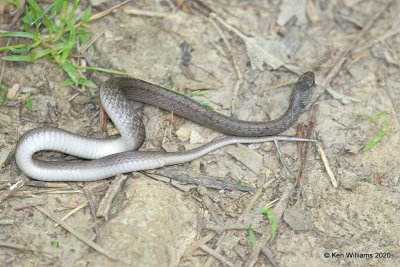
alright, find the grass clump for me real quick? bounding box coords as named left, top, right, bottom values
left=1, top=0, right=95, bottom=88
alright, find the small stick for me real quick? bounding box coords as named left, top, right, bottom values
left=54, top=201, right=88, bottom=227
left=273, top=139, right=294, bottom=178
left=0, top=242, right=46, bottom=254
left=124, top=8, right=168, bottom=17
left=0, top=218, right=14, bottom=225
left=200, top=245, right=234, bottom=267
left=261, top=246, right=280, bottom=267
left=206, top=224, right=249, bottom=234
left=0, top=179, right=24, bottom=204
left=242, top=178, right=276, bottom=220
left=83, top=187, right=100, bottom=239
left=297, top=105, right=319, bottom=189
left=13, top=198, right=47, bottom=210
left=88, top=0, right=132, bottom=22
left=35, top=206, right=118, bottom=261
left=96, top=174, right=128, bottom=220
left=24, top=180, right=69, bottom=188
left=198, top=187, right=223, bottom=225
left=156, top=169, right=255, bottom=192
left=183, top=233, right=214, bottom=260
left=316, top=144, right=338, bottom=188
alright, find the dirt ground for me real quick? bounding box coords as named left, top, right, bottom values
left=1, top=0, right=400, bottom=266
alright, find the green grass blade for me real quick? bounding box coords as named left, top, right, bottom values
left=81, top=6, right=92, bottom=24
left=0, top=83, right=8, bottom=105
left=61, top=19, right=76, bottom=63
left=77, top=66, right=130, bottom=75
left=27, top=0, right=44, bottom=27
left=0, top=44, right=29, bottom=52
left=31, top=48, right=53, bottom=60
left=78, top=77, right=97, bottom=88
left=260, top=208, right=277, bottom=239
left=60, top=79, right=75, bottom=87
left=247, top=224, right=257, bottom=246
left=61, top=60, right=79, bottom=83
left=68, top=0, right=79, bottom=21
left=371, top=111, right=388, bottom=122
left=363, top=112, right=390, bottom=152
left=363, top=119, right=390, bottom=152
left=24, top=93, right=33, bottom=110
left=50, top=0, right=64, bottom=19
left=77, top=28, right=89, bottom=44
left=2, top=54, right=33, bottom=62
left=0, top=31, right=35, bottom=39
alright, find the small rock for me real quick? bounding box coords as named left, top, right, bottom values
left=225, top=144, right=263, bottom=174
left=341, top=171, right=358, bottom=190
left=176, top=126, right=191, bottom=142
left=7, top=83, right=19, bottom=100
left=189, top=130, right=204, bottom=144
left=283, top=204, right=311, bottom=231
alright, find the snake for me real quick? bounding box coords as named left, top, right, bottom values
left=15, top=71, right=315, bottom=182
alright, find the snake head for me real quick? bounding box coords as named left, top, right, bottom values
left=297, top=71, right=315, bottom=90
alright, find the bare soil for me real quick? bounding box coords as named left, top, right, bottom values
left=0, top=0, right=399, bottom=267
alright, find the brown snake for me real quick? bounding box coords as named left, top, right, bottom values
left=15, top=72, right=316, bottom=181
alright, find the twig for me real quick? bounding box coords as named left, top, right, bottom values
left=263, top=198, right=279, bottom=210
left=88, top=0, right=132, bottom=22
left=268, top=78, right=297, bottom=91
left=96, top=174, right=128, bottom=220
left=124, top=8, right=168, bottom=17
left=24, top=180, right=69, bottom=188
left=54, top=201, right=88, bottom=227
left=243, top=178, right=276, bottom=220
left=296, top=105, right=319, bottom=188
left=13, top=197, right=47, bottom=210
left=183, top=233, right=214, bottom=260
left=200, top=245, right=234, bottom=267
left=156, top=169, right=255, bottom=192
left=0, top=242, right=46, bottom=254
left=261, top=246, right=280, bottom=267
left=273, top=139, right=294, bottom=178
left=0, top=218, right=14, bottom=225
left=80, top=27, right=106, bottom=53
left=35, top=206, right=118, bottom=261
left=0, top=178, right=24, bottom=204
left=311, top=0, right=394, bottom=104
left=83, top=187, right=100, bottom=240
left=197, top=186, right=223, bottom=225
left=206, top=224, right=249, bottom=234
left=316, top=144, right=338, bottom=188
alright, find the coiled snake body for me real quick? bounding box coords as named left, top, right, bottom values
left=15, top=72, right=315, bottom=181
